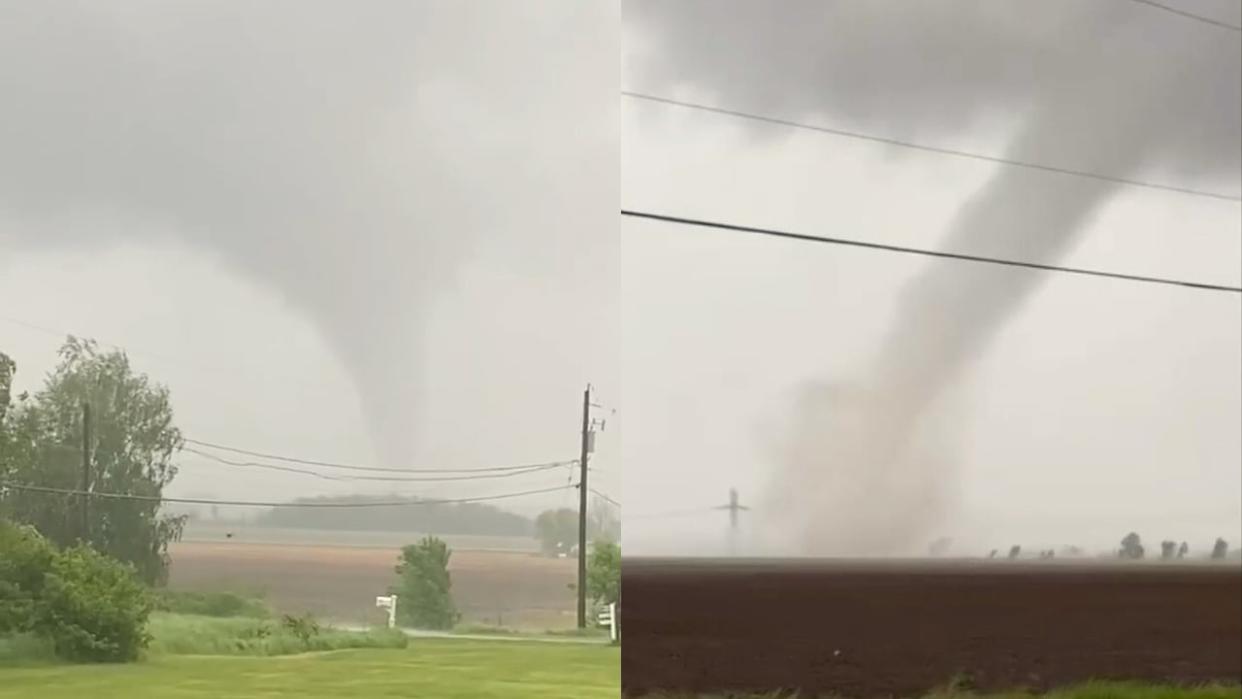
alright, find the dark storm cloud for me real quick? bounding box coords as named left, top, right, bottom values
left=627, top=0, right=1240, bottom=181
left=0, top=1, right=615, bottom=464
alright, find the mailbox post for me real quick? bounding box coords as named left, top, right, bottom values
left=375, top=595, right=398, bottom=629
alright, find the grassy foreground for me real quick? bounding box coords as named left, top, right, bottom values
left=0, top=638, right=619, bottom=698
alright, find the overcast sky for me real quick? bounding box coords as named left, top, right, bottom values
left=0, top=1, right=620, bottom=520
left=621, top=0, right=1241, bottom=556
left=1, top=1, right=1238, bottom=556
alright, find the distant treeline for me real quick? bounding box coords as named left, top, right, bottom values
left=256, top=494, right=535, bottom=537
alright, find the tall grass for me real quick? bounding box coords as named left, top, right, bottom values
left=150, top=590, right=270, bottom=619
left=146, top=613, right=407, bottom=656
left=0, top=633, right=56, bottom=666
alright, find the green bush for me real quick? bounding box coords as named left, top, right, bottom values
left=279, top=613, right=321, bottom=647
left=146, top=613, right=407, bottom=656
left=33, top=544, right=152, bottom=662
left=393, top=536, right=459, bottom=630
left=151, top=589, right=269, bottom=618
left=0, top=521, right=55, bottom=634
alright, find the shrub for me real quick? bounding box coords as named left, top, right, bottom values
left=280, top=613, right=320, bottom=647
left=0, top=521, right=55, bottom=634
left=151, top=589, right=269, bottom=618
left=393, top=536, right=459, bottom=630
left=33, top=544, right=152, bottom=662
left=146, top=613, right=407, bottom=656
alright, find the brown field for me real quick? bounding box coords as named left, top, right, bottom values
left=621, top=558, right=1242, bottom=697
left=168, top=540, right=578, bottom=629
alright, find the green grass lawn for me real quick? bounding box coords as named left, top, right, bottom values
left=0, top=638, right=619, bottom=698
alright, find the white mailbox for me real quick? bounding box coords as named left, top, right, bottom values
left=596, top=602, right=617, bottom=642
left=375, top=595, right=398, bottom=629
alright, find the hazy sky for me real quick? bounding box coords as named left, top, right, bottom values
left=2, top=1, right=1239, bottom=556
left=622, top=0, right=1241, bottom=556
left=0, top=1, right=619, bottom=519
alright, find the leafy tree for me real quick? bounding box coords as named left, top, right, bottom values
left=1160, top=540, right=1177, bottom=560
left=1211, top=537, right=1228, bottom=560
left=1007, top=545, right=1021, bottom=559
left=535, top=508, right=579, bottom=555
left=586, top=539, right=620, bottom=611
left=535, top=501, right=618, bottom=557
left=393, top=536, right=459, bottom=630
left=1177, top=542, right=1189, bottom=559
left=1119, top=532, right=1144, bottom=560
left=0, top=338, right=185, bottom=584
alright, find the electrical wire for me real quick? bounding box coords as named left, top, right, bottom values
left=183, top=447, right=570, bottom=483
left=184, top=438, right=577, bottom=474
left=183, top=447, right=346, bottom=481
left=0, top=481, right=572, bottom=509
left=589, top=488, right=621, bottom=508
left=1123, top=0, right=1242, bottom=31
left=622, top=210, right=1242, bottom=294
left=621, top=91, right=1242, bottom=203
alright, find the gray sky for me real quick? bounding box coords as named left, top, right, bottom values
left=622, top=0, right=1241, bottom=556
left=2, top=1, right=1239, bottom=555
left=0, top=1, right=619, bottom=519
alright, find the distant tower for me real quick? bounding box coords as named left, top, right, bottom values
left=715, top=488, right=750, bottom=556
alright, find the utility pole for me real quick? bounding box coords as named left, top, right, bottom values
left=576, top=384, right=592, bottom=629
left=715, top=488, right=749, bottom=555
left=81, top=401, right=92, bottom=543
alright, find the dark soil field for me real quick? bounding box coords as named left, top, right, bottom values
left=621, top=558, right=1242, bottom=697
left=169, top=541, right=578, bottom=630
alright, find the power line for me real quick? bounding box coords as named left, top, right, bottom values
left=622, top=210, right=1242, bottom=294
left=185, top=438, right=577, bottom=474
left=621, top=91, right=1242, bottom=203
left=183, top=447, right=569, bottom=483
left=1123, top=0, right=1242, bottom=31
left=0, top=481, right=572, bottom=509
left=184, top=447, right=345, bottom=482
left=590, top=488, right=621, bottom=508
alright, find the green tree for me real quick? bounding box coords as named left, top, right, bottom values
left=534, top=508, right=578, bottom=556
left=0, top=338, right=185, bottom=584
left=535, top=501, right=618, bottom=557
left=586, top=539, right=620, bottom=610
left=393, top=536, right=459, bottom=630
left=1119, top=532, right=1145, bottom=560
left=1211, top=537, right=1228, bottom=560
